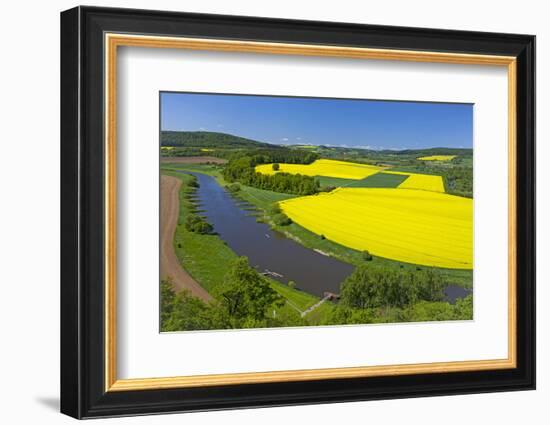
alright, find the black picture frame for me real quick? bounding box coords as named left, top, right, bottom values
left=61, top=5, right=536, bottom=419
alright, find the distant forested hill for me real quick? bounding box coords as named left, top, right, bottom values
left=161, top=131, right=275, bottom=149
left=376, top=147, right=473, bottom=156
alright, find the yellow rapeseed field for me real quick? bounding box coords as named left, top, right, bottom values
left=255, top=159, right=384, bottom=180
left=385, top=171, right=445, bottom=193
left=279, top=188, right=472, bottom=269
left=418, top=155, right=456, bottom=161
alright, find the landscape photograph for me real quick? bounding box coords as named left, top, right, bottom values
left=159, top=92, right=474, bottom=332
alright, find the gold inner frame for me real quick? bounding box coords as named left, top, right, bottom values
left=104, top=33, right=518, bottom=392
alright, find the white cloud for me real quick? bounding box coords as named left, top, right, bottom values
left=280, top=137, right=289, bottom=142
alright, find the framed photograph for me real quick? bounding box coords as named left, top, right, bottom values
left=60, top=6, right=535, bottom=419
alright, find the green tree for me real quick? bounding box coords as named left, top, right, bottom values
left=339, top=266, right=381, bottom=309
left=415, top=269, right=445, bottom=302
left=160, top=281, right=224, bottom=331
left=185, top=214, right=213, bottom=234
left=453, top=294, right=473, bottom=320
left=273, top=213, right=292, bottom=226
left=339, top=266, right=446, bottom=310
left=160, top=279, right=176, bottom=328
left=217, top=257, right=284, bottom=324
left=272, top=163, right=280, bottom=171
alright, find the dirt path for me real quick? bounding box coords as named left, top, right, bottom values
left=160, top=175, right=212, bottom=302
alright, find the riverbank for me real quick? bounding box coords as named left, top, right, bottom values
left=160, top=175, right=212, bottom=301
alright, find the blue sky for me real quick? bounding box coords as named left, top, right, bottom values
left=161, top=92, right=473, bottom=150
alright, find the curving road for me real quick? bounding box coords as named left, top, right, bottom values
left=160, top=175, right=212, bottom=302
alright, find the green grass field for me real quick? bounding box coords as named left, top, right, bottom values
left=231, top=185, right=297, bottom=210
left=316, top=172, right=408, bottom=189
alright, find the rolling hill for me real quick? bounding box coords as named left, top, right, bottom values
left=161, top=131, right=276, bottom=149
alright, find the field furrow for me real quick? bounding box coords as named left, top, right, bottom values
left=279, top=188, right=473, bottom=269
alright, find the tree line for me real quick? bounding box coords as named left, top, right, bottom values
left=222, top=150, right=320, bottom=196
left=339, top=266, right=445, bottom=309
left=323, top=265, right=471, bottom=324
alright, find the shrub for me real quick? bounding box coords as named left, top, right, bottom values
left=362, top=250, right=373, bottom=261
left=184, top=214, right=213, bottom=234
left=268, top=203, right=282, bottom=215
left=320, top=234, right=326, bottom=240
left=226, top=183, right=241, bottom=193
left=273, top=213, right=292, bottom=226
left=288, top=280, right=296, bottom=289
left=272, top=163, right=280, bottom=171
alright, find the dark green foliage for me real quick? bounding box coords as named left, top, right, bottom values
left=161, top=131, right=273, bottom=149
left=272, top=213, right=292, bottom=226
left=442, top=166, right=473, bottom=197
left=184, top=214, right=213, bottom=234
left=339, top=265, right=445, bottom=310
left=362, top=250, right=373, bottom=261
left=161, top=257, right=297, bottom=331
left=226, top=183, right=241, bottom=193
left=321, top=306, right=378, bottom=325
left=249, top=148, right=318, bottom=165
left=416, top=269, right=446, bottom=302
left=161, top=147, right=210, bottom=157
left=215, top=257, right=285, bottom=327
left=268, top=203, right=282, bottom=215
left=221, top=146, right=319, bottom=196
left=272, top=163, right=280, bottom=171
left=223, top=156, right=320, bottom=196
left=160, top=279, right=176, bottom=327
left=325, top=276, right=470, bottom=325
left=187, top=178, right=199, bottom=188
left=160, top=280, right=229, bottom=331
left=320, top=234, right=326, bottom=240
left=453, top=295, right=473, bottom=319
